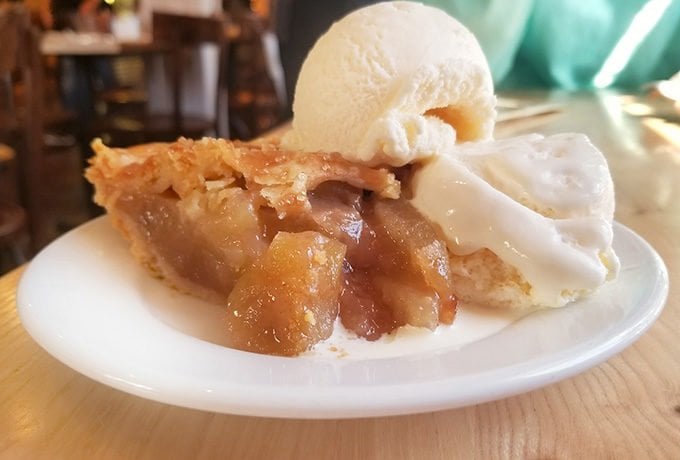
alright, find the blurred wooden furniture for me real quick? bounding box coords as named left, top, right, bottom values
left=40, top=31, right=165, bottom=145
left=0, top=144, right=28, bottom=272
left=0, top=91, right=678, bottom=458
left=39, top=31, right=167, bottom=119
left=0, top=202, right=27, bottom=273
left=152, top=12, right=229, bottom=140
left=227, top=8, right=284, bottom=139
left=87, top=13, right=229, bottom=147
left=0, top=5, right=48, bottom=253
left=40, top=16, right=285, bottom=144
left=0, top=143, right=19, bottom=202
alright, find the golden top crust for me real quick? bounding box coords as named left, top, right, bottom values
left=86, top=137, right=400, bottom=217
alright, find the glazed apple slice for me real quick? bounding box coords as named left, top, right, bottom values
left=224, top=231, right=346, bottom=356
left=113, top=187, right=266, bottom=303
left=367, top=198, right=457, bottom=329
left=339, top=265, right=397, bottom=341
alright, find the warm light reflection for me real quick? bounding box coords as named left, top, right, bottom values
left=598, top=93, right=644, bottom=156
left=642, top=117, right=680, bottom=150
left=655, top=80, right=680, bottom=103
left=593, top=0, right=671, bottom=88
left=5, top=401, right=41, bottom=441
left=104, top=374, right=154, bottom=391
left=250, top=0, right=270, bottom=18
left=621, top=101, right=654, bottom=116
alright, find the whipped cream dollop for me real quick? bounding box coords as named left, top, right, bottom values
left=282, top=1, right=495, bottom=166
left=410, top=133, right=620, bottom=308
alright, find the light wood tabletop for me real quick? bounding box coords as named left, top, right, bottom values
left=1, top=91, right=679, bottom=459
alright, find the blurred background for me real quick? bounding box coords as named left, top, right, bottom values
left=1, top=0, right=679, bottom=274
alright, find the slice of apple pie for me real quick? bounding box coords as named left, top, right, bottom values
left=86, top=137, right=457, bottom=356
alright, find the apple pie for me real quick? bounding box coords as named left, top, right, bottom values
left=86, top=137, right=457, bottom=356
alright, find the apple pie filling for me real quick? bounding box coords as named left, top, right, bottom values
left=86, top=137, right=457, bottom=356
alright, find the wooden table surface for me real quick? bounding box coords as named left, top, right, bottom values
left=39, top=31, right=167, bottom=56
left=1, top=91, right=679, bottom=459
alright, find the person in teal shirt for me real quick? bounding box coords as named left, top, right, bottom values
left=424, top=0, right=680, bottom=90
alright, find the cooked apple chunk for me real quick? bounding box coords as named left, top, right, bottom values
left=367, top=198, right=457, bottom=329
left=224, top=231, right=346, bottom=356
left=113, top=187, right=266, bottom=304
left=339, top=266, right=397, bottom=341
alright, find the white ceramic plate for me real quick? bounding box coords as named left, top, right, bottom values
left=17, top=217, right=668, bottom=419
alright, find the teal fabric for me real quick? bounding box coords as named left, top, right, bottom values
left=423, top=0, right=680, bottom=89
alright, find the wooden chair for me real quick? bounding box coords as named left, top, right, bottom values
left=0, top=142, right=18, bottom=202
left=0, top=143, right=28, bottom=272
left=88, top=12, right=230, bottom=147
left=226, top=8, right=284, bottom=139
left=0, top=197, right=28, bottom=274
left=0, top=4, right=47, bottom=254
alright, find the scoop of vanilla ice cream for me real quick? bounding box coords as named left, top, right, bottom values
left=282, top=1, right=495, bottom=166
left=410, top=133, right=620, bottom=309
